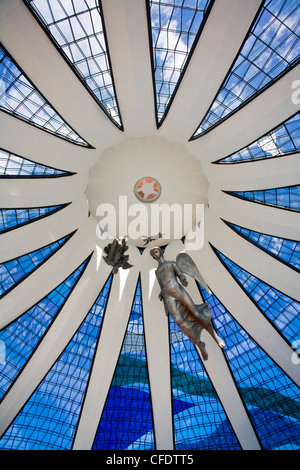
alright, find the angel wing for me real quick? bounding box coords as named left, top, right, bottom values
left=176, top=252, right=211, bottom=294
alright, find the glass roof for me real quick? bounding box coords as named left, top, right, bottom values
left=148, top=0, right=213, bottom=124
left=225, top=221, right=300, bottom=272
left=227, top=184, right=300, bottom=211
left=192, top=0, right=300, bottom=138
left=0, top=233, right=72, bottom=298
left=0, top=0, right=299, bottom=452
left=0, top=44, right=88, bottom=146
left=0, top=257, right=90, bottom=403
left=0, top=205, right=67, bottom=233
left=0, top=148, right=70, bottom=176
left=215, top=247, right=300, bottom=345
left=24, top=0, right=122, bottom=129
left=216, top=111, right=300, bottom=163
left=199, top=283, right=300, bottom=450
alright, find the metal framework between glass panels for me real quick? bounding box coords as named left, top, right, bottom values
left=0, top=148, right=69, bottom=177
left=93, top=279, right=155, bottom=450
left=0, top=273, right=112, bottom=450
left=0, top=205, right=66, bottom=233
left=192, top=0, right=300, bottom=138
left=24, top=0, right=122, bottom=129
left=169, top=315, right=241, bottom=450
left=148, top=0, right=213, bottom=124
left=0, top=256, right=90, bottom=402
left=225, top=221, right=300, bottom=273
left=226, top=184, right=300, bottom=212
left=199, top=283, right=300, bottom=450
left=0, top=233, right=72, bottom=298
left=214, top=247, right=300, bottom=345
left=0, top=44, right=88, bottom=145
left=216, top=111, right=300, bottom=163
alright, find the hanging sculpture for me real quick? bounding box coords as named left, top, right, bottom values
left=103, top=237, right=133, bottom=274
left=150, top=247, right=225, bottom=360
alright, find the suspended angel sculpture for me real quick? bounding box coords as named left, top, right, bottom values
left=150, top=247, right=225, bottom=360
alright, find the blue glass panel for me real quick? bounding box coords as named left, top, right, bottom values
left=217, top=112, right=300, bottom=163
left=0, top=44, right=88, bottom=145
left=0, top=274, right=112, bottom=450
left=198, top=285, right=300, bottom=450
left=226, top=222, right=300, bottom=272
left=169, top=316, right=241, bottom=450
left=227, top=185, right=300, bottom=211
left=193, top=0, right=300, bottom=137
left=149, top=0, right=213, bottom=123
left=0, top=234, right=72, bottom=298
left=0, top=205, right=65, bottom=233
left=25, top=0, right=122, bottom=128
left=215, top=248, right=300, bottom=344
left=0, top=257, right=90, bottom=400
left=93, top=280, right=155, bottom=450
left=0, top=148, right=68, bottom=176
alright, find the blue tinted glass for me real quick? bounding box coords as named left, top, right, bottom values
left=215, top=248, right=300, bottom=344
left=0, top=206, right=64, bottom=233
left=226, top=222, right=300, bottom=272
left=0, top=148, right=68, bottom=176
left=227, top=185, right=300, bottom=211
left=199, top=285, right=300, bottom=450
left=149, top=0, right=212, bottom=123
left=0, top=44, right=88, bottom=145
left=93, top=280, right=155, bottom=450
left=0, top=234, right=71, bottom=297
left=0, top=257, right=89, bottom=400
left=193, top=0, right=300, bottom=137
left=25, top=0, right=122, bottom=128
left=218, top=112, right=300, bottom=162
left=169, top=315, right=241, bottom=450
left=0, top=274, right=112, bottom=450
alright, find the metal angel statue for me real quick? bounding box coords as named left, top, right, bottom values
left=150, top=247, right=225, bottom=360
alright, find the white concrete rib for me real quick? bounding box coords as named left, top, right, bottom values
left=0, top=172, right=89, bottom=208
left=101, top=0, right=156, bottom=137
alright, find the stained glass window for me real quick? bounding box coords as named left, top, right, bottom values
left=169, top=315, right=241, bottom=449
left=226, top=184, right=300, bottom=211
left=24, top=0, right=122, bottom=128
left=0, top=256, right=90, bottom=400
left=0, top=273, right=112, bottom=450
left=0, top=205, right=67, bottom=233
left=199, top=284, right=300, bottom=450
left=93, top=280, right=155, bottom=450
left=148, top=0, right=213, bottom=124
left=214, top=247, right=300, bottom=345
left=0, top=233, right=72, bottom=298
left=225, top=221, right=300, bottom=272
left=192, top=0, right=300, bottom=137
left=216, top=112, right=300, bottom=163
left=0, top=44, right=88, bottom=145
left=0, top=148, right=69, bottom=177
